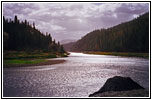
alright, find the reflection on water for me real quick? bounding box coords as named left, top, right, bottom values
left=3, top=52, right=149, bottom=97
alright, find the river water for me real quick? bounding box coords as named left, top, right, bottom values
left=3, top=52, right=149, bottom=97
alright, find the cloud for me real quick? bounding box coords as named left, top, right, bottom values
left=3, top=2, right=149, bottom=41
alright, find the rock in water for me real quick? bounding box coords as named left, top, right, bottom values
left=98, top=76, right=144, bottom=92
left=90, top=89, right=149, bottom=97
left=89, top=76, right=145, bottom=97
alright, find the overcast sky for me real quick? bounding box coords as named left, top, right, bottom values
left=3, top=2, right=149, bottom=41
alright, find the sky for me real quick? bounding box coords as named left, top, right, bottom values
left=3, top=2, right=149, bottom=42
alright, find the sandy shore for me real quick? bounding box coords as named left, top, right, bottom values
left=4, top=60, right=66, bottom=68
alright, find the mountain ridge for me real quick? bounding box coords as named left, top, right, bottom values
left=68, top=12, right=149, bottom=53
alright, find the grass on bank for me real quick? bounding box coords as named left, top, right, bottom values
left=3, top=51, right=68, bottom=60
left=4, top=59, right=47, bottom=66
left=3, top=51, right=68, bottom=67
left=85, top=52, right=149, bottom=58
left=4, top=51, right=56, bottom=59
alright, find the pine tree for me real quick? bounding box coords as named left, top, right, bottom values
left=71, top=12, right=149, bottom=53
left=33, top=22, right=35, bottom=29
left=3, top=16, right=66, bottom=53
left=14, top=15, right=19, bottom=23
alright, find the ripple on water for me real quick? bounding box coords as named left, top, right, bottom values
left=3, top=52, right=149, bottom=97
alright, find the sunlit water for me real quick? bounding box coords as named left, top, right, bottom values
left=3, top=52, right=149, bottom=97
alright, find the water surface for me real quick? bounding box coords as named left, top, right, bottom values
left=3, top=52, right=149, bottom=97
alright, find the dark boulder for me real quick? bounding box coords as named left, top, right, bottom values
left=89, top=89, right=149, bottom=97
left=89, top=76, right=145, bottom=97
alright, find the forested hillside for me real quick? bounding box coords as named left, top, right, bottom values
left=3, top=16, right=65, bottom=53
left=70, top=12, right=149, bottom=53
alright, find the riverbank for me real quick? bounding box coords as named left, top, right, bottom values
left=4, top=59, right=66, bottom=68
left=3, top=51, right=68, bottom=67
left=4, top=51, right=68, bottom=59
left=84, top=51, right=149, bottom=58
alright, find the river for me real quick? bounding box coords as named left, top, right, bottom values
left=3, top=52, right=149, bottom=97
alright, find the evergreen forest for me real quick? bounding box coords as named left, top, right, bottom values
left=3, top=16, right=65, bottom=53
left=70, top=12, right=149, bottom=53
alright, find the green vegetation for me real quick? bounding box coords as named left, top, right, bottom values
left=3, top=15, right=66, bottom=53
left=4, top=59, right=47, bottom=66
left=3, top=50, right=69, bottom=66
left=71, top=13, right=149, bottom=53
left=3, top=51, right=53, bottom=67
left=4, top=51, right=57, bottom=60
left=85, top=52, right=149, bottom=58
left=3, top=15, right=68, bottom=67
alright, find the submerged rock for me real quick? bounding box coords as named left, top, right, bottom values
left=89, top=76, right=147, bottom=97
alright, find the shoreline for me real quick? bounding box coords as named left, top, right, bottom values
left=4, top=59, right=66, bottom=68
left=83, top=51, right=149, bottom=58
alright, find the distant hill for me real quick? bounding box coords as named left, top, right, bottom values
left=71, top=12, right=149, bottom=53
left=63, top=42, right=75, bottom=51
left=60, top=39, right=77, bottom=44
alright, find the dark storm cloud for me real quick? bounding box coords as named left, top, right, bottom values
left=3, top=3, right=149, bottom=41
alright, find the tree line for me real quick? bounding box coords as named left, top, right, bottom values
left=3, top=15, right=65, bottom=53
left=70, top=12, right=149, bottom=53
